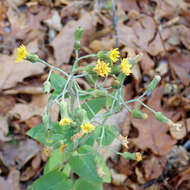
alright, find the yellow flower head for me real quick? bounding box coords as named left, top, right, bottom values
left=120, top=58, right=132, bottom=75
left=136, top=152, right=142, bottom=162
left=109, top=48, right=120, bottom=63
left=81, top=122, right=95, bottom=134
left=59, top=118, right=73, bottom=126
left=94, top=59, right=111, bottom=77
left=15, top=45, right=28, bottom=63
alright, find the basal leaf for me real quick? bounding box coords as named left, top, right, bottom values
left=32, top=170, right=72, bottom=190
left=74, top=179, right=103, bottom=190
left=69, top=145, right=102, bottom=183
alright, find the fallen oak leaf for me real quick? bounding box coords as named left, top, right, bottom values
left=50, top=11, right=98, bottom=65
left=131, top=86, right=176, bottom=155
left=168, top=53, right=190, bottom=86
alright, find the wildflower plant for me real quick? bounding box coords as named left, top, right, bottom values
left=15, top=27, right=181, bottom=190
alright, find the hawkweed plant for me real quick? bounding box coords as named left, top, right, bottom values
left=15, top=27, right=181, bottom=190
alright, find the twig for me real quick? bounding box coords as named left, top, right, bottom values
left=111, top=0, right=119, bottom=49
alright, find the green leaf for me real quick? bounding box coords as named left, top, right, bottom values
left=96, top=153, right=111, bottom=183
left=78, top=132, right=95, bottom=146
left=95, top=125, right=119, bottom=146
left=69, top=145, right=102, bottom=183
left=50, top=72, right=67, bottom=92
left=32, top=170, right=72, bottom=190
left=82, top=97, right=106, bottom=119
left=74, top=179, right=103, bottom=190
left=44, top=149, right=69, bottom=174
left=62, top=163, right=71, bottom=178
left=26, top=122, right=74, bottom=145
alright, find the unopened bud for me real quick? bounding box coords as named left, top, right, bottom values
left=112, top=80, right=121, bottom=89
left=97, top=50, right=111, bottom=63
left=154, top=112, right=170, bottom=124
left=27, top=53, right=39, bottom=63
left=74, top=26, right=83, bottom=41
left=43, top=81, right=51, bottom=94
left=146, top=75, right=161, bottom=92
left=59, top=99, right=69, bottom=118
left=120, top=152, right=136, bottom=160
left=131, top=109, right=148, bottom=119
left=74, top=41, right=80, bottom=50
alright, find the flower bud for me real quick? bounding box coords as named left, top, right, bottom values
left=120, top=152, right=136, bottom=160
left=111, top=65, right=120, bottom=75
left=131, top=109, right=148, bottom=119
left=97, top=50, right=111, bottom=63
left=59, top=99, right=69, bottom=118
left=43, top=81, right=51, bottom=94
left=112, top=80, right=121, bottom=89
left=74, top=26, right=83, bottom=41
left=26, top=53, right=39, bottom=63
left=74, top=41, right=80, bottom=50
left=146, top=75, right=161, bottom=92
left=154, top=112, right=170, bottom=124
left=75, top=108, right=89, bottom=123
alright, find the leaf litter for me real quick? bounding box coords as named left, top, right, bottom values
left=0, top=0, right=190, bottom=189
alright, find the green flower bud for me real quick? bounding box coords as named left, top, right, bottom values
left=43, top=81, right=51, bottom=94
left=131, top=109, right=148, bottom=119
left=146, top=75, right=161, bottom=92
left=75, top=108, right=89, bottom=124
left=112, top=80, right=121, bottom=89
left=120, top=152, right=136, bottom=160
left=59, top=99, right=69, bottom=118
left=154, top=112, right=170, bottom=124
left=26, top=53, right=39, bottom=63
left=74, top=41, right=80, bottom=50
left=111, top=65, right=120, bottom=75
left=97, top=50, right=111, bottom=63
left=74, top=26, right=83, bottom=41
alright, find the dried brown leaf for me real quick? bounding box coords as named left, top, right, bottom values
left=131, top=87, right=176, bottom=155
left=168, top=53, right=190, bottom=86
left=9, top=94, right=59, bottom=121
left=0, top=139, right=40, bottom=169
left=51, top=11, right=97, bottom=65
left=0, top=169, right=20, bottom=190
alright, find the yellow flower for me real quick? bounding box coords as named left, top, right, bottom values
left=15, top=45, right=28, bottom=63
left=94, top=59, right=111, bottom=77
left=59, top=118, right=73, bottom=126
left=81, top=122, right=95, bottom=134
left=109, top=48, right=120, bottom=63
left=120, top=58, right=132, bottom=75
left=136, top=152, right=142, bottom=162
